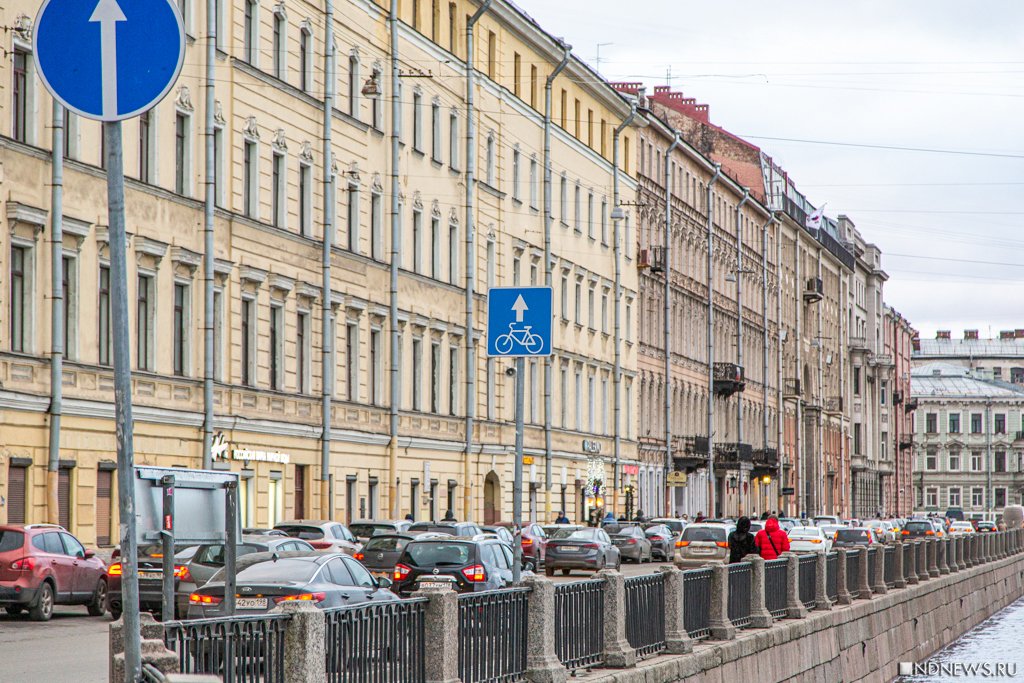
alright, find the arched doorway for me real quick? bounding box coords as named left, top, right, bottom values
left=483, top=471, right=501, bottom=524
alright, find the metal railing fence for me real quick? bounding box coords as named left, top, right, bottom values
left=764, top=559, right=788, bottom=618
left=323, top=598, right=427, bottom=683
left=683, top=568, right=712, bottom=638
left=163, top=613, right=290, bottom=683
left=624, top=573, right=666, bottom=658
left=554, top=580, right=604, bottom=671
left=457, top=588, right=529, bottom=683
left=727, top=563, right=752, bottom=628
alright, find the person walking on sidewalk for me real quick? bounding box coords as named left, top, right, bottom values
left=754, top=516, right=790, bottom=560
left=728, top=516, right=757, bottom=563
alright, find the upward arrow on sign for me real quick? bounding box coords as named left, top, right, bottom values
left=512, top=295, right=529, bottom=322
left=89, top=0, right=127, bottom=120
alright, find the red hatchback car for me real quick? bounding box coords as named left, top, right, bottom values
left=0, top=524, right=107, bottom=621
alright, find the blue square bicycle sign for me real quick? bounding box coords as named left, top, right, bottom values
left=486, top=287, right=553, bottom=357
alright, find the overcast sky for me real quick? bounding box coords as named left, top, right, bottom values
left=513, top=0, right=1024, bottom=340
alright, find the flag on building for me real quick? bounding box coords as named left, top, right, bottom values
left=806, top=204, right=825, bottom=230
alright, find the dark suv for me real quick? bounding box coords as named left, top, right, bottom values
left=106, top=543, right=197, bottom=620
left=392, top=537, right=528, bottom=595
left=0, top=524, right=107, bottom=621
left=901, top=519, right=939, bottom=539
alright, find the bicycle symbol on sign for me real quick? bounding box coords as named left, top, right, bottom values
left=494, top=323, right=544, bottom=354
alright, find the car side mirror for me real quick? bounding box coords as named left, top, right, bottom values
left=376, top=575, right=393, bottom=590
left=82, top=549, right=95, bottom=559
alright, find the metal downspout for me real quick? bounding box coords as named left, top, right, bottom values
left=388, top=0, right=401, bottom=518
left=47, top=104, right=64, bottom=523
left=612, top=101, right=637, bottom=516
left=543, top=41, right=570, bottom=520
left=795, top=243, right=803, bottom=518
left=463, top=0, right=492, bottom=522
left=816, top=249, right=824, bottom=517
left=776, top=223, right=784, bottom=515
left=705, top=164, right=722, bottom=517
left=663, top=133, right=682, bottom=517
left=734, top=190, right=749, bottom=515
left=321, top=0, right=336, bottom=518
left=202, top=0, right=216, bottom=471
left=761, top=212, right=777, bottom=511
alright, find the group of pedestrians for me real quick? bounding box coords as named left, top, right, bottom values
left=728, top=516, right=790, bottom=563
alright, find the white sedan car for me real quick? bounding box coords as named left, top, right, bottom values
left=787, top=526, right=833, bottom=553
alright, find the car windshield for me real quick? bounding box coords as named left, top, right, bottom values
left=213, top=559, right=320, bottom=583
left=682, top=527, right=727, bottom=542
left=836, top=529, right=871, bottom=542
left=364, top=536, right=410, bottom=552
left=617, top=526, right=642, bottom=536
left=350, top=523, right=394, bottom=537
left=407, top=524, right=458, bottom=535
left=275, top=525, right=325, bottom=540
left=905, top=522, right=932, bottom=532
left=551, top=528, right=586, bottom=539
left=789, top=529, right=820, bottom=538
left=404, top=542, right=472, bottom=567
left=193, top=543, right=265, bottom=566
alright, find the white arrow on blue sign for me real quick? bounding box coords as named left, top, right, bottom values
left=487, top=286, right=553, bottom=357
left=33, top=0, right=185, bottom=122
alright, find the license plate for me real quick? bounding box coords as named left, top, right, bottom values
left=693, top=547, right=713, bottom=554
left=138, top=571, right=163, bottom=580
left=236, top=598, right=268, bottom=610
left=372, top=571, right=390, bottom=579
left=416, top=581, right=451, bottom=590
left=559, top=546, right=579, bottom=552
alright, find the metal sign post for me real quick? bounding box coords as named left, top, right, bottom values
left=33, top=3, right=185, bottom=679
left=224, top=480, right=238, bottom=616
left=160, top=475, right=175, bottom=621
left=486, top=286, right=553, bottom=584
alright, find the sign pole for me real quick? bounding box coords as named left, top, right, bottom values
left=105, top=120, right=141, bottom=683
left=160, top=474, right=175, bottom=621
left=224, top=480, right=237, bottom=616
left=512, top=356, right=525, bottom=584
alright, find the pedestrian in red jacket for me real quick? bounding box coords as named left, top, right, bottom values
left=754, top=516, right=790, bottom=560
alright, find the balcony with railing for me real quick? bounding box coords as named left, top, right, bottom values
left=849, top=336, right=870, bottom=352
left=674, top=435, right=710, bottom=469
left=714, top=442, right=753, bottom=469
left=803, top=277, right=823, bottom=303
left=752, top=447, right=779, bottom=471
left=824, top=396, right=843, bottom=414
left=898, top=435, right=914, bottom=451
left=904, top=398, right=919, bottom=413
left=713, top=362, right=745, bottom=397
left=783, top=378, right=801, bottom=398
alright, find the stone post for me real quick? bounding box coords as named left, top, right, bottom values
left=747, top=556, right=774, bottom=627
left=814, top=551, right=832, bottom=610
left=915, top=541, right=929, bottom=581
left=927, top=538, right=940, bottom=578
left=964, top=535, right=973, bottom=568
left=906, top=542, right=919, bottom=585
left=277, top=602, right=326, bottom=683
left=955, top=536, right=965, bottom=571
left=986, top=533, right=994, bottom=561
left=871, top=547, right=887, bottom=594
left=522, top=576, right=568, bottom=683
left=999, top=532, right=1007, bottom=558
left=416, top=584, right=460, bottom=683
left=708, top=563, right=737, bottom=640
left=835, top=548, right=854, bottom=604
left=980, top=534, right=988, bottom=563
left=938, top=538, right=950, bottom=575
left=784, top=553, right=809, bottom=618
left=597, top=569, right=636, bottom=668
left=656, top=566, right=693, bottom=654
left=857, top=547, right=873, bottom=599
left=110, top=613, right=178, bottom=683
left=893, top=541, right=907, bottom=589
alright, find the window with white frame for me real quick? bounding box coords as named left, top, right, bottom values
left=431, top=99, right=442, bottom=162
left=529, top=157, right=538, bottom=208
left=139, top=111, right=155, bottom=183
left=412, top=208, right=423, bottom=273
left=8, top=243, right=32, bottom=353
left=60, top=254, right=78, bottom=361
left=600, top=290, right=608, bottom=334
left=601, top=198, right=608, bottom=244
left=241, top=296, right=256, bottom=386
left=601, top=377, right=608, bottom=434
left=430, top=215, right=441, bottom=279
left=971, top=487, right=984, bottom=508
left=625, top=298, right=633, bottom=342
left=98, top=264, right=111, bottom=365
left=11, top=47, right=32, bottom=143
left=574, top=279, right=582, bottom=324
left=297, top=309, right=310, bottom=393
left=925, top=487, right=938, bottom=508
left=587, top=286, right=595, bottom=329
left=528, top=359, right=537, bottom=423
left=511, top=147, right=520, bottom=201
left=560, top=365, right=568, bottom=428
left=369, top=327, right=382, bottom=406
left=587, top=192, right=594, bottom=238
left=244, top=0, right=258, bottom=64
left=212, top=287, right=224, bottom=380
left=136, top=273, right=155, bottom=371
left=625, top=379, right=633, bottom=439
left=412, top=337, right=423, bottom=411
left=412, top=90, right=423, bottom=151
left=575, top=368, right=583, bottom=430
left=213, top=124, right=225, bottom=207
left=560, top=275, right=568, bottom=320
left=244, top=137, right=259, bottom=218
left=971, top=451, right=982, bottom=472
left=485, top=133, right=495, bottom=185
left=948, top=487, right=961, bottom=507
left=347, top=181, right=360, bottom=252
left=449, top=345, right=459, bottom=416
left=348, top=53, right=361, bottom=119
left=271, top=151, right=286, bottom=228
left=995, top=487, right=1007, bottom=509
left=269, top=302, right=284, bottom=389
left=172, top=281, right=190, bottom=376
left=925, top=448, right=937, bottom=470
left=948, top=449, right=960, bottom=471
left=486, top=239, right=495, bottom=289
left=574, top=184, right=581, bottom=232
left=448, top=220, right=458, bottom=285
left=588, top=374, right=595, bottom=433
left=430, top=341, right=441, bottom=414
left=346, top=321, right=359, bottom=402
left=560, top=175, right=568, bottom=223
left=272, top=7, right=286, bottom=78
left=371, top=190, right=383, bottom=260
left=299, top=161, right=312, bottom=237
left=299, top=26, right=313, bottom=93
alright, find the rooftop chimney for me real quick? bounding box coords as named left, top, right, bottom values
left=964, top=329, right=979, bottom=340
left=937, top=330, right=951, bottom=340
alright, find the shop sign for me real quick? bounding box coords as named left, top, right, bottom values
left=621, top=464, right=639, bottom=476
left=666, top=470, right=688, bottom=487
left=232, top=449, right=291, bottom=464
left=582, top=439, right=601, bottom=454
left=782, top=487, right=795, bottom=496
left=522, top=456, right=534, bottom=465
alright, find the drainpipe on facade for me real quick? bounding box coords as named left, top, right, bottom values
left=839, top=276, right=848, bottom=517
left=663, top=133, right=682, bottom=516
left=776, top=221, right=785, bottom=515
left=986, top=401, right=992, bottom=515
left=795, top=242, right=803, bottom=518
left=388, top=0, right=401, bottom=518
left=734, top=190, right=749, bottom=516
left=201, top=0, right=216, bottom=471
left=705, top=164, right=722, bottom=517
left=611, top=100, right=637, bottom=516
left=760, top=212, right=778, bottom=511
left=543, top=39, right=571, bottom=519
left=815, top=249, right=824, bottom=516
left=321, top=0, right=336, bottom=518
left=47, top=103, right=64, bottom=525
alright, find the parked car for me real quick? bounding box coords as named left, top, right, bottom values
left=813, top=515, right=842, bottom=527
left=242, top=528, right=287, bottom=537
left=832, top=527, right=876, bottom=548
left=647, top=518, right=687, bottom=535
left=544, top=527, right=620, bottom=576
left=391, top=537, right=529, bottom=595
left=107, top=542, right=198, bottom=621
left=864, top=520, right=896, bottom=543
left=976, top=521, right=997, bottom=533
left=187, top=551, right=396, bottom=618
left=541, top=524, right=582, bottom=538
left=610, top=526, right=653, bottom=563
left=901, top=519, right=940, bottom=539
left=948, top=521, right=975, bottom=535
left=497, top=522, right=547, bottom=567
left=175, top=535, right=315, bottom=617
left=674, top=523, right=734, bottom=569
left=778, top=518, right=803, bottom=531
left=348, top=520, right=412, bottom=542
left=354, top=532, right=447, bottom=578
left=643, top=524, right=677, bottom=561
left=479, top=525, right=515, bottom=545
left=818, top=524, right=845, bottom=540
left=407, top=521, right=485, bottom=538
left=944, top=507, right=965, bottom=522
left=0, top=524, right=107, bottom=621
left=787, top=526, right=832, bottom=554
left=274, top=520, right=361, bottom=555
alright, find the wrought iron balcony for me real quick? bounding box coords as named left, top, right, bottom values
left=752, top=447, right=779, bottom=469
left=681, top=435, right=710, bottom=455
left=783, top=378, right=801, bottom=398
left=898, top=435, right=914, bottom=451
left=714, top=442, right=753, bottom=469
left=713, top=362, right=745, bottom=397
left=904, top=398, right=919, bottom=413
left=803, top=277, right=823, bottom=303
left=824, top=396, right=843, bottom=413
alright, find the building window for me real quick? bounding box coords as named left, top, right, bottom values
left=574, top=184, right=581, bottom=232
left=449, top=112, right=459, bottom=170
left=213, top=288, right=224, bottom=380
left=449, top=346, right=458, bottom=416
left=971, top=451, right=982, bottom=472
left=485, top=134, right=495, bottom=185
left=996, top=451, right=1007, bottom=473
left=243, top=139, right=258, bottom=218
left=348, top=55, right=361, bottom=119
left=412, top=338, right=423, bottom=411
left=371, top=191, right=383, bottom=260
left=560, top=276, right=568, bottom=320
left=925, top=412, right=937, bottom=434
left=244, top=0, right=258, bottom=64
left=448, top=221, right=458, bottom=285
left=269, top=303, right=283, bottom=390
left=430, top=342, right=441, bottom=413
left=431, top=216, right=441, bottom=279
left=369, top=328, right=382, bottom=406
left=346, top=322, right=359, bottom=402
left=853, top=367, right=861, bottom=395
left=431, top=100, right=442, bottom=162
left=9, top=245, right=31, bottom=353
left=512, top=148, right=520, bottom=201
left=300, top=28, right=312, bottom=93
left=371, top=67, right=383, bottom=129
left=136, top=274, right=154, bottom=371
left=995, top=414, right=1006, bottom=434
left=529, top=158, right=538, bottom=209
left=98, top=264, right=111, bottom=365
left=172, top=282, right=189, bottom=376
left=880, top=380, right=887, bottom=405
left=853, top=423, right=862, bottom=454
left=241, top=296, right=255, bottom=386
left=412, top=208, right=424, bottom=273
left=486, top=358, right=495, bottom=420
left=625, top=381, right=633, bottom=439
left=271, top=151, right=285, bottom=227
left=299, top=162, right=312, bottom=237
left=412, top=90, right=423, bottom=151
left=347, top=183, right=360, bottom=252
left=948, top=487, right=961, bottom=507
left=925, top=488, right=938, bottom=509
left=601, top=199, right=608, bottom=244
left=12, top=48, right=30, bottom=143
left=971, top=413, right=983, bottom=434
left=587, top=286, right=595, bottom=329
left=588, top=375, right=595, bottom=433
left=213, top=125, right=224, bottom=206
left=949, top=413, right=960, bottom=434
left=560, top=366, right=569, bottom=427
left=530, top=65, right=538, bottom=108
left=971, top=487, right=984, bottom=508
left=138, top=111, right=153, bottom=182
left=560, top=175, right=568, bottom=223
left=948, top=450, right=960, bottom=472
left=995, top=487, right=1007, bottom=509
left=297, top=310, right=310, bottom=394
left=272, top=9, right=285, bottom=78
left=925, top=449, right=937, bottom=471
left=486, top=30, right=496, bottom=78
left=587, top=192, right=594, bottom=238
left=601, top=292, right=608, bottom=334
left=574, top=280, right=582, bottom=324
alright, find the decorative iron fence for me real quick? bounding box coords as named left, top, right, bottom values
left=884, top=546, right=896, bottom=587
left=825, top=552, right=839, bottom=601
left=902, top=544, right=913, bottom=580
left=683, top=568, right=713, bottom=639
left=163, top=614, right=290, bottom=683
left=867, top=548, right=877, bottom=589
left=846, top=549, right=861, bottom=596
left=624, top=573, right=666, bottom=658
left=764, top=559, right=788, bottom=618
left=323, top=598, right=426, bottom=683
left=458, top=589, right=529, bottom=683
left=798, top=555, right=817, bottom=609
left=554, top=580, right=604, bottom=671
left=727, top=563, right=752, bottom=628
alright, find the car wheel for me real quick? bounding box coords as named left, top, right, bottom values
left=29, top=582, right=54, bottom=622
left=5, top=606, right=24, bottom=616
left=87, top=579, right=107, bottom=617
left=545, top=566, right=554, bottom=577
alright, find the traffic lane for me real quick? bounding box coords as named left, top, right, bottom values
left=548, top=559, right=675, bottom=582
left=0, top=606, right=109, bottom=683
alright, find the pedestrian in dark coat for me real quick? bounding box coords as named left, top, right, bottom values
left=728, top=516, right=757, bottom=564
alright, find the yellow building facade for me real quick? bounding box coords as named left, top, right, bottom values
left=0, top=0, right=641, bottom=544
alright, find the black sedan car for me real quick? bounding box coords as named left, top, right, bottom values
left=544, top=527, right=620, bottom=576
left=391, top=537, right=528, bottom=596
left=187, top=552, right=397, bottom=618
left=611, top=526, right=653, bottom=563
left=643, top=524, right=677, bottom=561
left=106, top=543, right=197, bottom=621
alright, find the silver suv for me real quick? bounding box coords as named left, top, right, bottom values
left=674, top=523, right=734, bottom=569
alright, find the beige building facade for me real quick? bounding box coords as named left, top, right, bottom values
left=0, top=0, right=641, bottom=544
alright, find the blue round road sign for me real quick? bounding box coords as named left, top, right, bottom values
left=33, top=0, right=185, bottom=122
